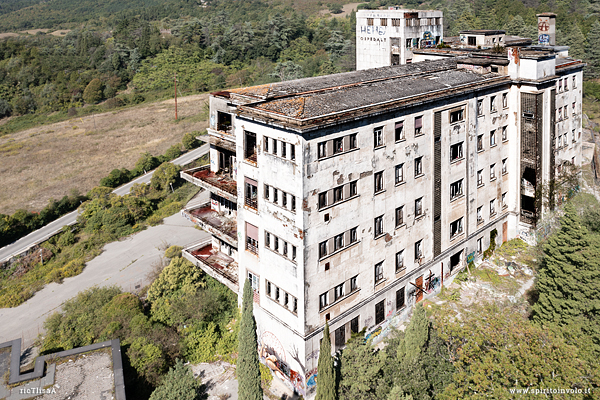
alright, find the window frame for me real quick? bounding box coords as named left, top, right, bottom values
left=374, top=261, right=384, bottom=284
left=450, top=217, right=464, bottom=239
left=373, top=126, right=384, bottom=148
left=415, top=197, right=423, bottom=217
left=477, top=134, right=484, bottom=152
left=395, top=206, right=404, bottom=227
left=374, top=171, right=384, bottom=193
left=450, top=179, right=463, bottom=200
left=415, top=157, right=423, bottom=177
left=395, top=164, right=404, bottom=184
left=374, top=215, right=384, bottom=237
left=450, top=142, right=464, bottom=162
left=395, top=250, right=405, bottom=273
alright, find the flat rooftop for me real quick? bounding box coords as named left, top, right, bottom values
left=234, top=59, right=508, bottom=131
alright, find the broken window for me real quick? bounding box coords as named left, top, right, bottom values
left=264, top=136, right=269, bottom=153
left=573, top=75, right=577, bottom=88
left=477, top=169, right=483, bottom=186
left=396, top=250, right=405, bottom=273
left=490, top=199, right=496, bottom=215
left=351, top=316, right=359, bottom=333
left=490, top=164, right=496, bottom=180
left=374, top=262, right=384, bottom=284
left=374, top=215, right=384, bottom=237
left=502, top=126, right=508, bottom=141
left=502, top=192, right=507, bottom=208
left=374, top=171, right=384, bottom=193
left=502, top=93, right=508, bottom=108
left=244, top=131, right=257, bottom=162
left=450, top=217, right=463, bottom=238
left=450, top=142, right=463, bottom=162
left=318, top=192, right=327, bottom=209
left=414, top=116, right=423, bottom=136
left=477, top=237, right=483, bottom=254
left=217, top=112, right=232, bottom=133
left=374, top=126, right=384, bottom=147
left=415, top=197, right=423, bottom=217
left=450, top=250, right=462, bottom=272
left=477, top=206, right=483, bottom=223
left=350, top=275, right=358, bottom=292
left=350, top=181, right=357, bottom=197
left=395, top=206, right=404, bottom=227
left=318, top=142, right=327, bottom=159
left=319, top=241, right=327, bottom=258
left=502, top=158, right=507, bottom=174
left=349, top=133, right=358, bottom=149
left=281, top=142, right=287, bottom=158
left=394, top=164, right=404, bottom=184
left=282, top=191, right=288, bottom=207
left=291, top=144, right=295, bottom=160
left=415, top=157, right=423, bottom=176
left=335, top=325, right=345, bottom=349
left=490, top=130, right=496, bottom=146
left=477, top=99, right=483, bottom=116
left=274, top=236, right=279, bottom=252
left=450, top=109, right=464, bottom=123
left=468, top=36, right=476, bottom=46
left=350, top=227, right=358, bottom=243
left=272, top=139, right=278, bottom=155
left=264, top=184, right=270, bottom=200
left=334, top=282, right=345, bottom=301
left=450, top=179, right=463, bottom=200
left=334, top=186, right=343, bottom=202
left=395, top=121, right=405, bottom=141
left=248, top=271, right=259, bottom=291
left=291, top=195, right=296, bottom=211
left=334, top=137, right=343, bottom=154
left=375, top=300, right=385, bottom=324
left=292, top=245, right=297, bottom=261
left=490, top=96, right=497, bottom=112
left=319, top=292, right=329, bottom=310
left=245, top=178, right=258, bottom=209
left=273, top=188, right=278, bottom=204
left=406, top=38, right=412, bottom=48
left=265, top=232, right=271, bottom=248
left=396, top=287, right=405, bottom=309
left=334, top=233, right=344, bottom=251
left=415, top=240, right=423, bottom=260
left=477, top=134, right=483, bottom=151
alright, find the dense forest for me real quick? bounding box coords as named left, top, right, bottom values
left=1, top=0, right=600, bottom=134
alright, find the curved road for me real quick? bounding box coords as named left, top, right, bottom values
left=0, top=143, right=209, bottom=263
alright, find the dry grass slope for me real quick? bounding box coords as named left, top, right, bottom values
left=0, top=94, right=209, bottom=215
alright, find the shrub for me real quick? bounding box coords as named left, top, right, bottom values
left=135, top=152, right=160, bottom=174
left=183, top=322, right=220, bottom=363
left=149, top=359, right=202, bottom=400
left=164, top=245, right=183, bottom=259
left=182, top=132, right=200, bottom=150
left=127, top=336, right=167, bottom=385
left=0, top=98, right=12, bottom=118
left=83, top=78, right=104, bottom=104
left=103, top=97, right=124, bottom=109
left=164, top=144, right=182, bottom=161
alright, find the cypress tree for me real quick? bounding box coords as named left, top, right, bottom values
left=585, top=21, right=600, bottom=78
left=316, top=322, right=336, bottom=400
left=238, top=279, right=263, bottom=400
left=533, top=203, right=600, bottom=325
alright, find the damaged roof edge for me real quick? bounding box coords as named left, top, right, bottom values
left=237, top=75, right=511, bottom=134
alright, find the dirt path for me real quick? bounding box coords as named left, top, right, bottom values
left=0, top=94, right=209, bottom=214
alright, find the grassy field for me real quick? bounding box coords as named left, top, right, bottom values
left=0, top=94, right=208, bottom=215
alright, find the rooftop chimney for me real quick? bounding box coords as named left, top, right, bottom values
left=537, top=13, right=556, bottom=46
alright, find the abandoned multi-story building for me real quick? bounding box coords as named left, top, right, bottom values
left=179, top=13, right=583, bottom=398
left=356, top=7, right=443, bottom=68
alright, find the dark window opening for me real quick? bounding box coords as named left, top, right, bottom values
left=450, top=109, right=464, bottom=123
left=351, top=316, right=359, bottom=333
left=319, top=241, right=327, bottom=258
left=450, top=218, right=463, bottom=238
left=415, top=157, right=423, bottom=176
left=349, top=134, right=358, bottom=149
left=217, top=112, right=232, bottom=133
left=374, top=215, right=384, bottom=237
left=375, top=300, right=385, bottom=325
left=244, top=131, right=257, bottom=162
left=450, top=180, right=463, bottom=200
left=395, top=121, right=404, bottom=141
left=450, top=250, right=462, bottom=272
left=335, top=325, right=346, bottom=349
left=396, top=287, right=405, bottom=310
left=450, top=142, right=463, bottom=162
left=468, top=36, right=476, bottom=46
left=375, top=262, right=384, bottom=283
left=245, top=180, right=258, bottom=209
left=374, top=171, right=384, bottom=193
left=334, top=138, right=343, bottom=154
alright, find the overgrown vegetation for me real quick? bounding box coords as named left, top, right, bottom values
left=40, top=254, right=237, bottom=399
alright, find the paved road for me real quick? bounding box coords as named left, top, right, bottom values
left=0, top=208, right=211, bottom=348
left=0, top=144, right=209, bottom=263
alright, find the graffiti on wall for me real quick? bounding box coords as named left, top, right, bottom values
left=538, top=34, right=550, bottom=45
left=258, top=332, right=306, bottom=396
left=306, top=368, right=318, bottom=388
left=359, top=25, right=386, bottom=36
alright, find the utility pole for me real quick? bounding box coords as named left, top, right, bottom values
left=174, top=72, right=178, bottom=121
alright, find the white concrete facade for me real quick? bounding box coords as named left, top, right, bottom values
left=181, top=50, right=584, bottom=398
left=356, top=8, right=443, bottom=69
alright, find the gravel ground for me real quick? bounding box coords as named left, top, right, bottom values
left=38, top=351, right=114, bottom=400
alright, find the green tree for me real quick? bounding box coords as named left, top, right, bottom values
left=339, top=335, right=385, bottom=400
left=585, top=21, right=600, bottom=78
left=389, top=304, right=454, bottom=400
left=564, top=23, right=585, bottom=60
left=151, top=162, right=180, bottom=191
left=182, top=132, right=200, bottom=150
left=238, top=279, right=263, bottom=400
left=135, top=152, right=160, bottom=173
left=83, top=78, right=104, bottom=104
left=439, top=303, right=589, bottom=399
left=0, top=98, right=12, bottom=118
left=532, top=204, right=594, bottom=325
left=316, top=321, right=336, bottom=400
left=149, top=359, right=202, bottom=400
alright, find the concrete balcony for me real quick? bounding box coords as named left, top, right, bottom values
left=183, top=240, right=239, bottom=293
left=181, top=166, right=237, bottom=203
left=183, top=203, right=238, bottom=248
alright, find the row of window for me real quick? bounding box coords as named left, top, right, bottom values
left=265, top=231, right=297, bottom=262
left=264, top=184, right=296, bottom=212
left=557, top=130, right=579, bottom=149
left=264, top=136, right=296, bottom=161
left=375, top=198, right=423, bottom=237
left=319, top=275, right=359, bottom=310
left=266, top=280, right=298, bottom=315
left=318, top=181, right=358, bottom=209
left=319, top=227, right=359, bottom=259
left=557, top=76, right=576, bottom=92
left=556, top=103, right=577, bottom=122
left=317, top=133, right=358, bottom=159
left=374, top=243, right=423, bottom=286
left=477, top=159, right=508, bottom=186
left=477, top=93, right=508, bottom=116
left=477, top=126, right=508, bottom=152
left=365, top=17, right=441, bottom=27
left=476, top=194, right=508, bottom=224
